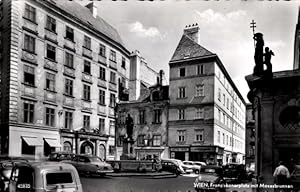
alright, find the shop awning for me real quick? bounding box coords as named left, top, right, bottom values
left=22, top=136, right=42, bottom=146
left=44, top=138, right=61, bottom=147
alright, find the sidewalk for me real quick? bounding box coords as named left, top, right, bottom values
left=106, top=171, right=177, bottom=179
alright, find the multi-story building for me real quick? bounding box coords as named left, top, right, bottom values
left=0, top=0, right=130, bottom=160
left=116, top=71, right=169, bottom=160
left=245, top=103, right=255, bottom=171
left=168, top=24, right=246, bottom=165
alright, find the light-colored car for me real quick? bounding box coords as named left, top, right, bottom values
left=63, top=154, right=113, bottom=177
left=9, top=161, right=83, bottom=192
left=183, top=161, right=202, bottom=174
left=161, top=159, right=193, bottom=174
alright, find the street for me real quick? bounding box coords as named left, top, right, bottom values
left=81, top=175, right=197, bottom=192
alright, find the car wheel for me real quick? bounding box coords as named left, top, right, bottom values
left=195, top=169, right=199, bottom=174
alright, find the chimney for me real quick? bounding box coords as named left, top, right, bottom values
left=183, top=23, right=200, bottom=44
left=85, top=2, right=98, bottom=18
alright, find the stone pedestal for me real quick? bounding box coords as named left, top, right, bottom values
left=120, top=138, right=135, bottom=160
left=246, top=70, right=300, bottom=188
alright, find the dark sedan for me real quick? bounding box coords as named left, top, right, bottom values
left=194, top=165, right=225, bottom=192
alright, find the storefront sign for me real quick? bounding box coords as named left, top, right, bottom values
left=170, top=147, right=189, bottom=152
left=190, top=146, right=215, bottom=152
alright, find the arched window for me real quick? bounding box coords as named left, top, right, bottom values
left=63, top=141, right=72, bottom=152
left=80, top=141, right=93, bottom=155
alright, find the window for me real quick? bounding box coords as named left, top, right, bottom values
left=45, top=107, right=55, bottom=126
left=178, top=109, right=185, bottom=120
left=137, top=135, right=145, bottom=146
left=84, top=36, right=91, bottom=49
left=46, top=44, right=56, bottom=61
left=24, top=34, right=35, bottom=53
left=197, top=65, right=204, bottom=75
left=195, top=108, right=204, bottom=119
left=64, top=111, right=73, bottom=129
left=65, top=26, right=74, bottom=41
left=65, top=79, right=73, bottom=96
left=227, top=98, right=229, bottom=109
left=110, top=50, right=116, bottom=62
left=46, top=172, right=73, bottom=185
left=110, top=71, right=116, bottom=84
left=195, top=85, right=204, bottom=97
left=83, top=84, right=91, bottom=101
left=223, top=94, right=225, bottom=106
left=121, top=57, right=126, bottom=68
left=83, top=60, right=91, bottom=74
left=46, top=72, right=55, bottom=91
left=109, top=145, right=115, bottom=156
left=24, top=4, right=36, bottom=22
left=218, top=109, right=221, bottom=121
left=65, top=52, right=73, bottom=68
left=178, top=87, right=186, bottom=98
left=222, top=133, right=225, bottom=144
left=99, top=44, right=106, bottom=57
left=109, top=120, right=115, bottom=136
left=99, top=66, right=106, bottom=80
left=153, top=135, right=161, bottom=146
left=217, top=131, right=220, bottom=143
left=139, top=110, right=145, bottom=124
left=46, top=15, right=56, bottom=32
left=177, top=130, right=186, bottom=142
left=99, top=89, right=105, bottom=105
left=195, top=129, right=204, bottom=142
left=109, top=93, right=116, bottom=107
left=24, top=65, right=35, bottom=86
left=99, top=118, right=105, bottom=132
left=226, top=135, right=229, bottom=145
left=24, top=103, right=34, bottom=123
left=153, top=109, right=162, bottom=123
left=179, top=68, right=185, bottom=77
left=218, top=88, right=221, bottom=101
left=83, top=115, right=90, bottom=129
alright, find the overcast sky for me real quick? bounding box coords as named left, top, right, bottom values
left=84, top=1, right=300, bottom=102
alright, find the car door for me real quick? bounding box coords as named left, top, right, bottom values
left=9, top=165, right=33, bottom=192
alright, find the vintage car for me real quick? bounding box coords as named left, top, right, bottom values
left=48, top=152, right=76, bottom=161
left=63, top=154, right=113, bottom=177
left=161, top=159, right=192, bottom=175
left=8, top=161, right=83, bottom=192
left=194, top=165, right=226, bottom=192
left=183, top=161, right=206, bottom=174
left=222, top=163, right=247, bottom=183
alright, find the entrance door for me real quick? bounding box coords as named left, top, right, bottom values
left=175, top=152, right=185, bottom=161
left=99, top=144, right=106, bottom=160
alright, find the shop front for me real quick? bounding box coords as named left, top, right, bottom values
left=190, top=145, right=224, bottom=165
left=169, top=146, right=190, bottom=161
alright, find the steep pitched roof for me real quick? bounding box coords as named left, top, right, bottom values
left=170, top=34, right=214, bottom=63
left=53, top=1, right=125, bottom=47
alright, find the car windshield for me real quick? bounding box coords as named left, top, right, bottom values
left=46, top=172, right=73, bottom=185
left=89, top=157, right=103, bottom=162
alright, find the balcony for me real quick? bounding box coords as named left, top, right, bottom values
left=98, top=55, right=106, bottom=64
left=97, top=78, right=107, bottom=88
left=21, top=50, right=37, bottom=64
left=63, top=66, right=75, bottom=78
left=22, top=85, right=35, bottom=98
left=82, top=47, right=92, bottom=59
left=64, top=38, right=75, bottom=51
left=97, top=105, right=107, bottom=115
left=45, top=29, right=57, bottom=43
left=82, top=73, right=92, bottom=83
left=109, top=83, right=117, bottom=92
left=63, top=96, right=74, bottom=107
left=109, top=60, right=117, bottom=70
left=44, top=58, right=57, bottom=72
left=44, top=90, right=56, bottom=103
left=23, top=18, right=38, bottom=33
left=82, top=100, right=92, bottom=111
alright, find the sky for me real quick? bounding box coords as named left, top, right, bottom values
left=82, top=1, right=300, bottom=103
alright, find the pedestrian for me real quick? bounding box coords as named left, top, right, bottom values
left=273, top=161, right=290, bottom=185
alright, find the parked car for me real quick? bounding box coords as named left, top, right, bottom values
left=8, top=161, right=83, bottom=192
left=48, top=152, right=76, bottom=161
left=161, top=159, right=192, bottom=175
left=194, top=165, right=225, bottom=192
left=222, top=163, right=247, bottom=183
left=63, top=154, right=113, bottom=177
left=183, top=161, right=206, bottom=174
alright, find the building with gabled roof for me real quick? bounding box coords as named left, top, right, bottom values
left=168, top=24, right=246, bottom=165
left=0, top=0, right=130, bottom=160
